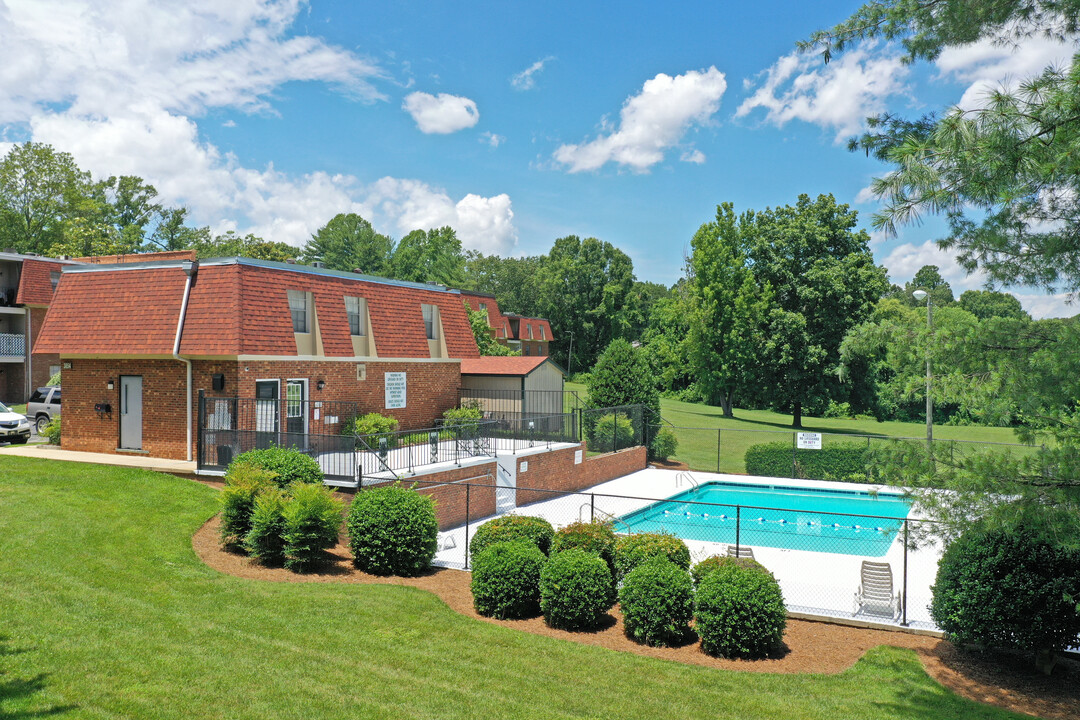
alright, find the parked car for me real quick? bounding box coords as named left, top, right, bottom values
left=0, top=401, right=31, bottom=444
left=27, top=386, right=61, bottom=435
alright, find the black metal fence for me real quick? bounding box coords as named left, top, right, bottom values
left=459, top=388, right=584, bottom=417
left=581, top=405, right=646, bottom=454
left=409, top=474, right=946, bottom=629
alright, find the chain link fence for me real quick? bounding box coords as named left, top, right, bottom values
left=403, top=475, right=947, bottom=630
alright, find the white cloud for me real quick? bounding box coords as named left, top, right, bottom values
left=0, top=2, right=518, bottom=255
left=936, top=35, right=1075, bottom=109
left=854, top=183, right=878, bottom=204
left=680, top=149, right=706, bottom=164
left=880, top=240, right=987, bottom=289
left=553, top=67, right=727, bottom=173
left=737, top=46, right=909, bottom=141
left=1011, top=292, right=1076, bottom=319
left=364, top=178, right=516, bottom=254
left=511, top=56, right=554, bottom=90
left=402, top=91, right=480, bottom=134
left=479, top=131, right=504, bottom=148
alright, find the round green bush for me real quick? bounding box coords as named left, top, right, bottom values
left=614, top=533, right=690, bottom=581
left=470, top=515, right=555, bottom=560
left=589, top=413, right=635, bottom=453
left=540, top=549, right=615, bottom=630
left=282, top=484, right=345, bottom=573
left=690, top=555, right=769, bottom=587
left=470, top=541, right=546, bottom=619
left=551, top=521, right=617, bottom=573
left=695, top=563, right=786, bottom=659
left=930, top=528, right=1080, bottom=665
left=650, top=428, right=678, bottom=460
left=346, top=484, right=438, bottom=576
left=618, top=558, right=693, bottom=647
left=243, top=487, right=289, bottom=566
left=230, top=447, right=323, bottom=487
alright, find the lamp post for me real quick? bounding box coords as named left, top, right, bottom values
left=912, top=289, right=933, bottom=455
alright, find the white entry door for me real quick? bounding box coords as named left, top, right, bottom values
left=119, top=375, right=143, bottom=450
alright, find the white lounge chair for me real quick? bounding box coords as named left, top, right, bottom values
left=726, top=545, right=755, bottom=559
left=853, top=561, right=903, bottom=620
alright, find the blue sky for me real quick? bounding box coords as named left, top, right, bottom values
left=0, top=0, right=1075, bottom=316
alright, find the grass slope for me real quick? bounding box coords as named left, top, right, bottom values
left=567, top=382, right=1029, bottom=473
left=0, top=457, right=1030, bottom=719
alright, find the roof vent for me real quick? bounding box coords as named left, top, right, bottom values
left=353, top=268, right=363, bottom=274
left=426, top=280, right=438, bottom=285
left=311, top=261, right=325, bottom=269
left=285, top=258, right=296, bottom=264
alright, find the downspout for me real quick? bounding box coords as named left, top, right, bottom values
left=173, top=260, right=198, bottom=462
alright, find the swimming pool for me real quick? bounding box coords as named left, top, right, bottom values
left=618, top=481, right=912, bottom=557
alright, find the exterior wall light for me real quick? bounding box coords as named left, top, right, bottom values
left=107, top=378, right=114, bottom=390
left=317, top=380, right=326, bottom=391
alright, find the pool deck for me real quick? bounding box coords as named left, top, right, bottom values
left=434, top=467, right=944, bottom=631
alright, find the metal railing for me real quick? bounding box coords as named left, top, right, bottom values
left=459, top=388, right=584, bottom=416
left=0, top=332, right=24, bottom=357
left=410, top=475, right=945, bottom=629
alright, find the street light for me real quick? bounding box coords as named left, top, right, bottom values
left=912, top=289, right=933, bottom=454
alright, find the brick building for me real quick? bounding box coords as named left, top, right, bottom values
left=0, top=251, right=80, bottom=403
left=459, top=290, right=553, bottom=357
left=34, top=256, right=484, bottom=461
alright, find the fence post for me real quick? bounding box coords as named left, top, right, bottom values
left=464, top=483, right=471, bottom=570
left=901, top=519, right=909, bottom=627
left=792, top=432, right=797, bottom=479
left=717, top=428, right=721, bottom=473
left=613, top=413, right=617, bottom=453
left=196, top=390, right=205, bottom=469
left=590, top=494, right=595, bottom=522
left=577, top=408, right=583, bottom=443
left=735, top=505, right=741, bottom=556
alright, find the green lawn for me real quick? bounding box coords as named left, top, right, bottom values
left=3, top=403, right=25, bottom=415
left=567, top=382, right=1032, bottom=473
left=0, top=457, right=1033, bottom=719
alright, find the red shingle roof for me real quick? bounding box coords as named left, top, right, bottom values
left=34, top=259, right=482, bottom=359
left=460, top=356, right=557, bottom=376
left=15, top=258, right=65, bottom=306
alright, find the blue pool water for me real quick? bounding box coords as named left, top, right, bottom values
left=619, top=481, right=912, bottom=557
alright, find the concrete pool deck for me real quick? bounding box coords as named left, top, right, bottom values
left=433, top=467, right=944, bottom=631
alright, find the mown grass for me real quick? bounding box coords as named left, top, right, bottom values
left=567, top=382, right=1032, bottom=473
left=0, top=457, right=1034, bottom=719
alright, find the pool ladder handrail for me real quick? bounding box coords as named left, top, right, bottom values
left=578, top=503, right=633, bottom=534
left=675, top=471, right=699, bottom=489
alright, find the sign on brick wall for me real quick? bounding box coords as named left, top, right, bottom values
left=385, top=371, right=407, bottom=409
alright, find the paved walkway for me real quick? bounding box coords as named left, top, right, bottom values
left=0, top=443, right=197, bottom=475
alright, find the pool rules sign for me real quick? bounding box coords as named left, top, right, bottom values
left=796, top=432, right=822, bottom=450
left=384, top=372, right=407, bottom=409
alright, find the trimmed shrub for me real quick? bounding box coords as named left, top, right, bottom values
left=551, top=521, right=617, bottom=574
left=218, top=462, right=277, bottom=546
left=470, top=541, right=546, bottom=619
left=347, top=484, right=438, bottom=576
left=442, top=402, right=483, bottom=428
left=743, top=440, right=867, bottom=481
left=690, top=555, right=768, bottom=587
left=618, top=558, right=694, bottom=647
left=614, top=533, right=690, bottom=581
left=40, top=417, right=61, bottom=444
left=243, top=487, right=289, bottom=566
left=695, top=562, right=787, bottom=659
left=282, top=484, right=345, bottom=573
left=930, top=528, right=1080, bottom=670
left=651, top=427, right=678, bottom=460
left=344, top=412, right=400, bottom=447
left=469, top=515, right=555, bottom=559
left=589, top=413, right=635, bottom=453
left=540, top=549, right=615, bottom=630
left=230, top=447, right=323, bottom=487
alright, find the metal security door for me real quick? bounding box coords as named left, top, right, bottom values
left=254, top=380, right=279, bottom=449
left=119, top=376, right=143, bottom=450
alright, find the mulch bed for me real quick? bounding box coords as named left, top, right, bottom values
left=648, top=458, right=690, bottom=471
left=192, top=515, right=1079, bottom=719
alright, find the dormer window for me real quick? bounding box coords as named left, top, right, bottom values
left=527, top=323, right=533, bottom=340
left=540, top=325, right=546, bottom=340
left=345, top=296, right=366, bottom=336
left=288, top=290, right=309, bottom=333
left=49, top=271, right=61, bottom=292
left=422, top=304, right=436, bottom=339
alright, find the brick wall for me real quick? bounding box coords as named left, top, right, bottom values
left=364, top=461, right=498, bottom=531
left=515, top=443, right=648, bottom=506
left=61, top=358, right=189, bottom=458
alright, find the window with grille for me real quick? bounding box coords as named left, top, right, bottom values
left=422, top=304, right=436, bottom=339
left=345, top=296, right=366, bottom=336
left=288, top=290, right=309, bottom=333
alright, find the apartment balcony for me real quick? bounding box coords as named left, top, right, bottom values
left=0, top=332, right=25, bottom=361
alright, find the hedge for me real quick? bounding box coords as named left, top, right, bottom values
left=540, top=549, right=615, bottom=630
left=743, top=440, right=867, bottom=481
left=281, top=484, right=345, bottom=572
left=618, top=558, right=693, bottom=647
left=218, top=462, right=277, bottom=546
left=346, top=484, right=438, bottom=576
left=551, top=521, right=617, bottom=575
left=470, top=541, right=546, bottom=619
left=229, top=447, right=323, bottom=487
left=469, top=515, right=554, bottom=559
left=690, top=555, right=768, bottom=587
left=613, top=533, right=690, bottom=582
left=695, top=561, right=787, bottom=659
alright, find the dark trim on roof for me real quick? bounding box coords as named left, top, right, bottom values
left=501, top=312, right=552, bottom=322
left=61, top=256, right=458, bottom=293
left=455, top=289, right=497, bottom=299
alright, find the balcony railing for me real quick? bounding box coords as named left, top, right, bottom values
left=0, top=332, right=25, bottom=357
